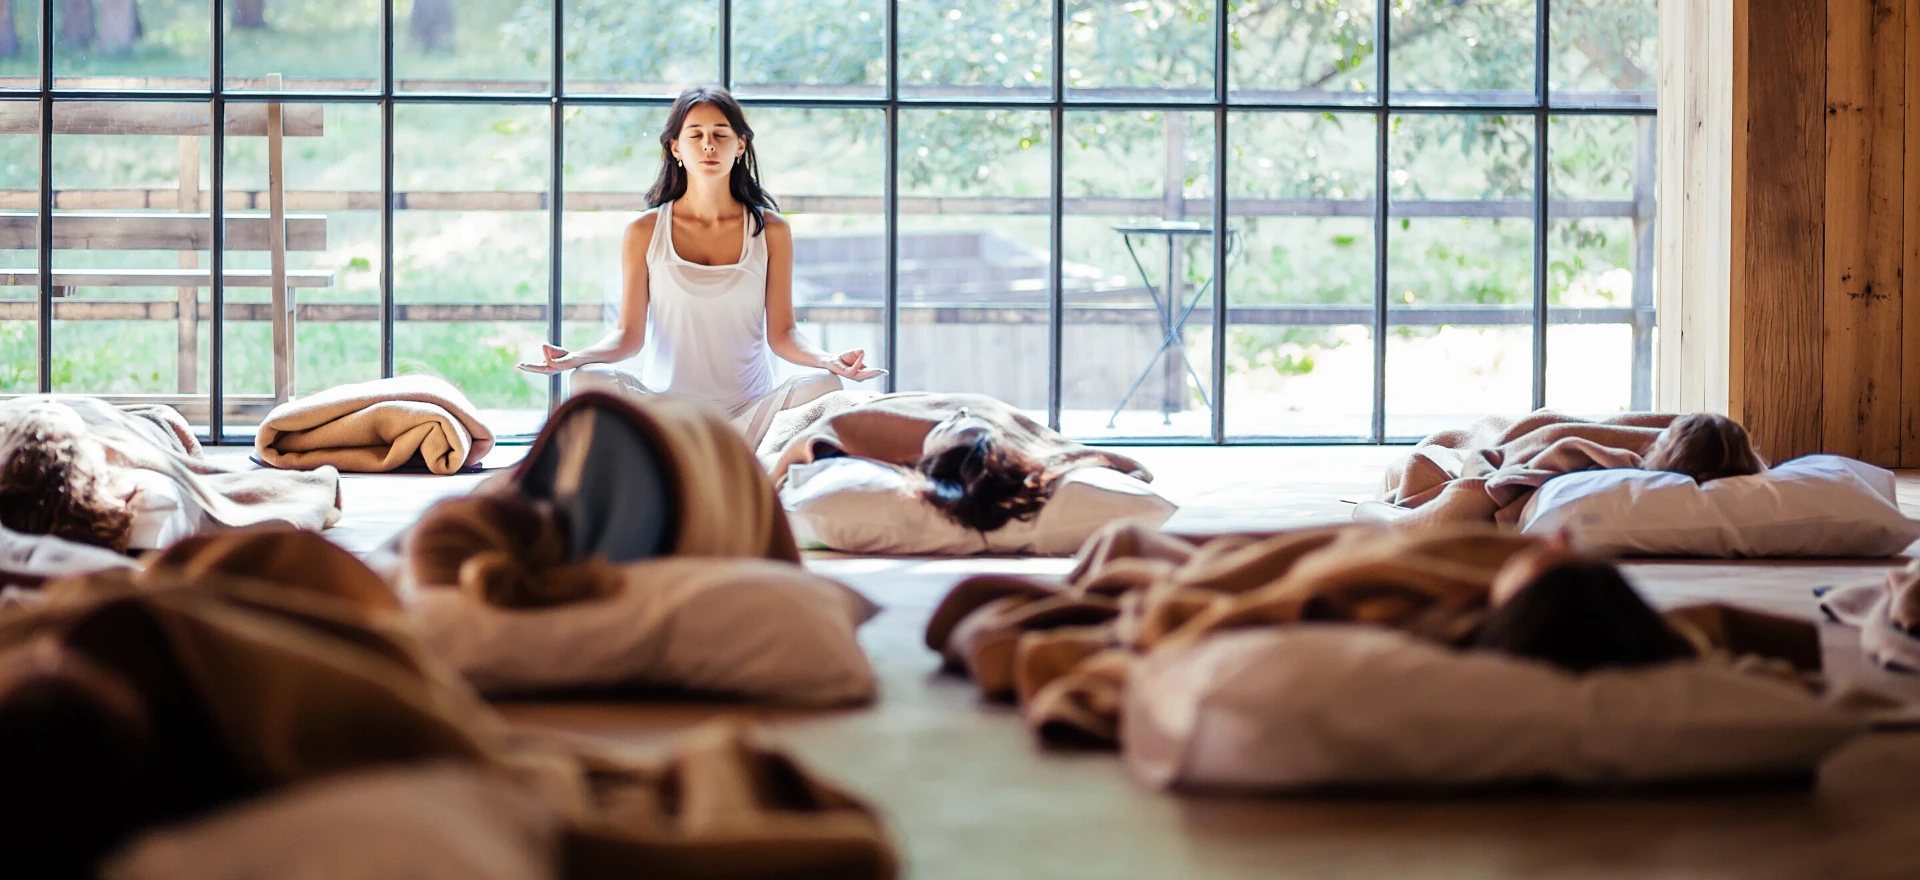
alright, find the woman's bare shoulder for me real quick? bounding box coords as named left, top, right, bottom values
left=623, top=209, right=662, bottom=247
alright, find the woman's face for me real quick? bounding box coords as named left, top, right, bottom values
left=670, top=103, right=744, bottom=181
left=922, top=409, right=992, bottom=461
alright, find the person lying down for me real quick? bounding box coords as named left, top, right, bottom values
left=0, top=396, right=341, bottom=558
left=929, top=521, right=1817, bottom=748
left=759, top=390, right=1152, bottom=533
left=0, top=531, right=896, bottom=879
left=1357, top=411, right=1766, bottom=528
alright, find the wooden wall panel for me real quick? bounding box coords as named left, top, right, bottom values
left=1822, top=0, right=1905, bottom=462
left=1736, top=0, right=1827, bottom=465
left=1905, top=1, right=1920, bottom=467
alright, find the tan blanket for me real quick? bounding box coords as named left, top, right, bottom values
left=926, top=522, right=1544, bottom=745
left=255, top=376, right=494, bottom=475
left=1, top=395, right=340, bottom=533
left=2, top=550, right=896, bottom=879
left=1378, top=410, right=1677, bottom=525
left=761, top=391, right=1151, bottom=488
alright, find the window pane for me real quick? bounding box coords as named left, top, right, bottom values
left=754, top=107, right=887, bottom=392
left=897, top=108, right=1050, bottom=413
left=1385, top=112, right=1534, bottom=438
left=561, top=106, right=665, bottom=356
left=1547, top=113, right=1653, bottom=414
left=224, top=0, right=380, bottom=89
left=394, top=104, right=550, bottom=435
left=0, top=0, right=42, bottom=89
left=54, top=0, right=210, bottom=88
left=899, top=0, right=1051, bottom=100
left=1062, top=109, right=1215, bottom=440
left=48, top=102, right=211, bottom=426
left=563, top=1, right=715, bottom=96
left=1228, top=0, right=1376, bottom=103
left=1389, top=0, right=1535, bottom=104
left=220, top=103, right=381, bottom=439
left=1227, top=111, right=1375, bottom=439
left=730, top=0, right=883, bottom=97
left=1550, top=0, right=1656, bottom=106
left=1, top=100, right=37, bottom=391
left=1065, top=0, right=1214, bottom=99
left=395, top=0, right=548, bottom=92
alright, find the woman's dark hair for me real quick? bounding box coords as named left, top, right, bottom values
left=917, top=436, right=1049, bottom=533
left=645, top=86, right=778, bottom=236
left=0, top=412, right=133, bottom=552
left=1475, top=561, right=1695, bottom=673
left=1642, top=413, right=1767, bottom=483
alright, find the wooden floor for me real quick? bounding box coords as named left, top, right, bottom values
left=284, top=445, right=1920, bottom=880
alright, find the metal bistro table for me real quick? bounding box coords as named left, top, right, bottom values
left=1107, top=221, right=1235, bottom=428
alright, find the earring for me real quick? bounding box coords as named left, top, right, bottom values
left=676, top=158, right=683, bottom=167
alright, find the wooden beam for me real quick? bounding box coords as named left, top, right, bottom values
left=1906, top=0, right=1920, bottom=466
left=1822, top=0, right=1905, bottom=465
left=1735, top=0, right=1827, bottom=465
left=0, top=102, right=323, bottom=137
left=0, top=212, right=327, bottom=250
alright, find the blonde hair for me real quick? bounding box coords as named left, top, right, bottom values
left=407, top=494, right=617, bottom=609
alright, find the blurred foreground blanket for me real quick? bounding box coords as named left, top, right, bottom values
left=0, top=395, right=340, bottom=534
left=255, top=376, right=494, bottom=475
left=926, top=521, right=1814, bottom=749
left=0, top=534, right=896, bottom=879
left=1377, top=410, right=1678, bottom=525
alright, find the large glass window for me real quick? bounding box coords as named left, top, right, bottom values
left=6, top=0, right=1655, bottom=443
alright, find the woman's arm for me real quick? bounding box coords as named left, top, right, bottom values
left=518, top=215, right=654, bottom=373
left=761, top=213, right=875, bottom=379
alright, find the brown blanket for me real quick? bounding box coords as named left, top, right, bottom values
left=926, top=522, right=1544, bottom=745
left=1, top=395, right=341, bottom=533
left=255, top=375, right=494, bottom=475
left=1, top=543, right=896, bottom=879
left=761, top=390, right=1151, bottom=488
left=1376, top=410, right=1677, bottom=525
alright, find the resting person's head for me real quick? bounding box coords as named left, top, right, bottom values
left=407, top=494, right=616, bottom=609
left=1642, top=413, right=1766, bottom=483
left=0, top=402, right=133, bottom=551
left=915, top=408, right=1049, bottom=533
left=0, top=643, right=154, bottom=876
left=647, top=85, right=778, bottom=235
left=1475, top=534, right=1694, bottom=673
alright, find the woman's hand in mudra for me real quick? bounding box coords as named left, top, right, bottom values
left=822, top=348, right=886, bottom=382
left=516, top=343, right=574, bottom=374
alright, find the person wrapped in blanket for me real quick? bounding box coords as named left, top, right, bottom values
left=0, top=527, right=896, bottom=880
left=930, top=521, right=1816, bottom=747
left=1356, top=411, right=1766, bottom=528
left=0, top=396, right=340, bottom=558
left=758, top=390, right=1153, bottom=533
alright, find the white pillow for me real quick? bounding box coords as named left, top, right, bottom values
left=1517, top=454, right=1920, bottom=557
left=1125, top=626, right=1865, bottom=791
left=782, top=457, right=1176, bottom=556
left=409, top=557, right=879, bottom=706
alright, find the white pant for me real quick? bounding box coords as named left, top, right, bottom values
left=570, top=364, right=842, bottom=450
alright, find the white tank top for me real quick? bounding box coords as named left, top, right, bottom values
left=637, top=200, right=774, bottom=416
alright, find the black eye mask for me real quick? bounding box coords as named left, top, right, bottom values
left=515, top=395, right=677, bottom=565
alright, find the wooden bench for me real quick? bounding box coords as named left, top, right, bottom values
left=0, top=82, right=329, bottom=417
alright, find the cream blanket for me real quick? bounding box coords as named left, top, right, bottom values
left=1, top=395, right=340, bottom=533
left=1377, top=410, right=1677, bottom=525
left=255, top=376, right=494, bottom=475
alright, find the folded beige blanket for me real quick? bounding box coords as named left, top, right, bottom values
left=1, top=395, right=340, bottom=534
left=2, top=543, right=897, bottom=879
left=256, top=376, right=494, bottom=475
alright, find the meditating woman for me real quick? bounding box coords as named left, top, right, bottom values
left=517, top=86, right=880, bottom=449
left=1358, top=412, right=1767, bottom=528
